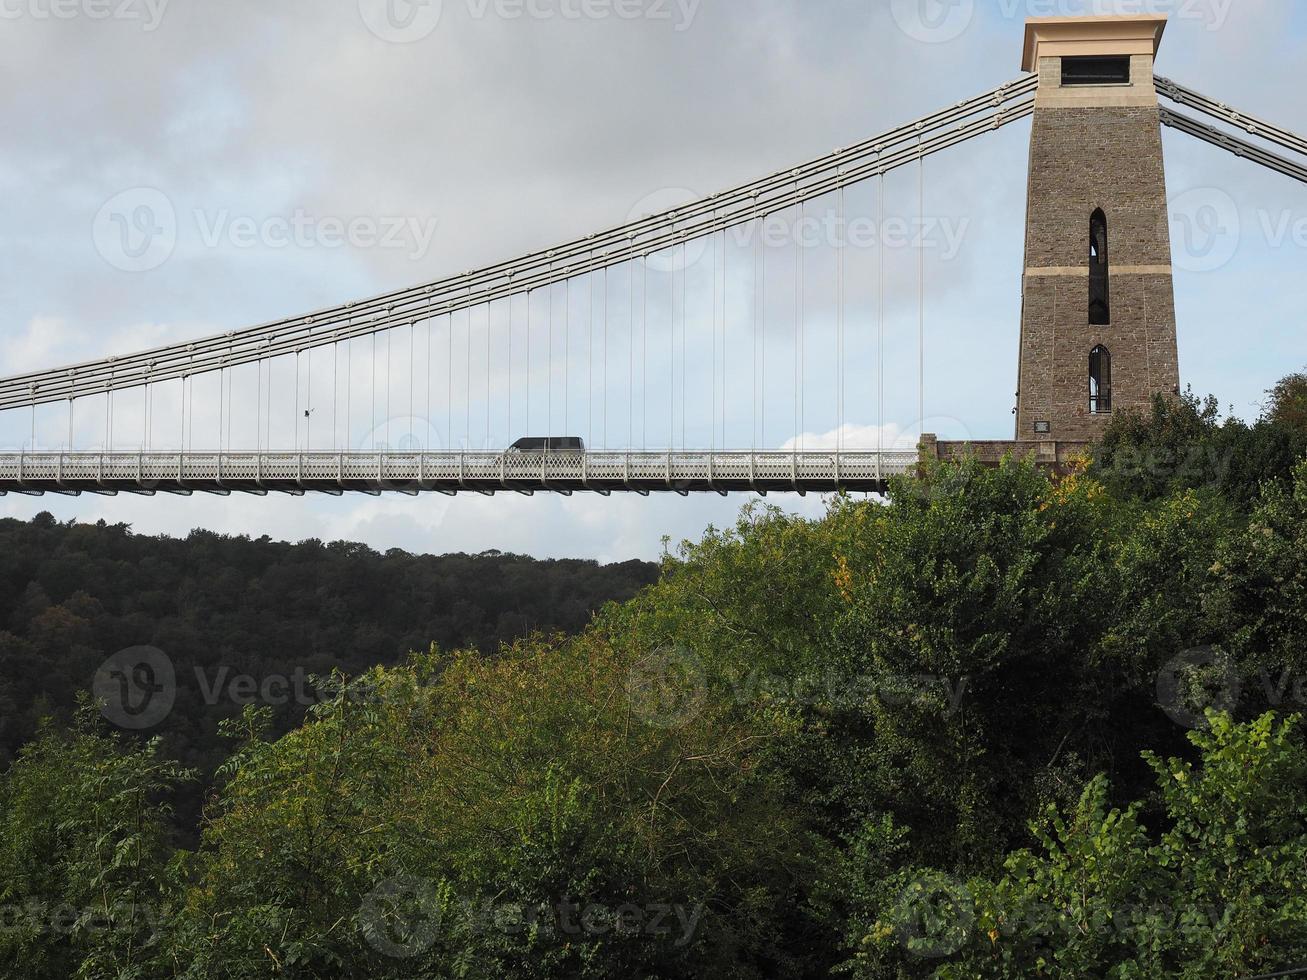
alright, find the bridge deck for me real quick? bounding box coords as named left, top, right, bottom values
left=0, top=450, right=917, bottom=496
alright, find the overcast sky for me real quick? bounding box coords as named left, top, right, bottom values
left=1, top=0, right=1304, bottom=561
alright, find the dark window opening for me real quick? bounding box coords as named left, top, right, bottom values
left=1089, top=209, right=1110, bottom=325
left=1090, top=346, right=1113, bottom=415
left=1062, top=56, right=1131, bottom=86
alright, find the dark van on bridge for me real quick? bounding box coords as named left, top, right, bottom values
left=507, top=437, right=586, bottom=453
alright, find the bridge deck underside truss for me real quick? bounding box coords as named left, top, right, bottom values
left=0, top=450, right=917, bottom=497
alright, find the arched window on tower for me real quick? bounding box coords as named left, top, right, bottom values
left=1089, top=209, right=1110, bottom=325
left=1090, top=345, right=1112, bottom=414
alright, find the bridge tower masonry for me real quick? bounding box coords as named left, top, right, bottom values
left=1014, top=14, right=1180, bottom=442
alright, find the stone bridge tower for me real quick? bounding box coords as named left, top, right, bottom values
left=1014, top=15, right=1180, bottom=442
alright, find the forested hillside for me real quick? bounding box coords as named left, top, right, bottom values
left=0, top=520, right=656, bottom=782
left=4, top=374, right=1307, bottom=978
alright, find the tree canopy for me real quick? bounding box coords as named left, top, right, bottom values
left=5, top=376, right=1307, bottom=978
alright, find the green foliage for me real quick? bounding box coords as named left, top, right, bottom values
left=5, top=374, right=1307, bottom=978
left=1264, top=369, right=1307, bottom=433
left=825, top=458, right=1112, bottom=863
left=916, top=712, right=1307, bottom=978
left=1093, top=388, right=1307, bottom=507
left=0, top=697, right=192, bottom=979
left=618, top=457, right=1198, bottom=868
left=1208, top=460, right=1307, bottom=701
left=0, top=516, right=655, bottom=824
left=172, top=638, right=808, bottom=979
left=1093, top=389, right=1228, bottom=500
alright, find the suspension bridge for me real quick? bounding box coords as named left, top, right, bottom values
left=1, top=15, right=1303, bottom=498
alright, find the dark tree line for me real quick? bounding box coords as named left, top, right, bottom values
left=0, top=517, right=656, bottom=829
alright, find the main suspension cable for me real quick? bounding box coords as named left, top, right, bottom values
left=1156, top=76, right=1307, bottom=160
left=1161, top=106, right=1307, bottom=185
left=5, top=77, right=1037, bottom=409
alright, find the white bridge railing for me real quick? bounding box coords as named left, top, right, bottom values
left=0, top=450, right=918, bottom=496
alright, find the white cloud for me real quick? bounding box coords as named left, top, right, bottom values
left=2, top=316, right=75, bottom=373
